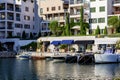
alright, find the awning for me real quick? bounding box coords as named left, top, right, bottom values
left=74, top=40, right=94, bottom=44
left=71, top=25, right=80, bottom=30
left=51, top=41, right=61, bottom=45
left=61, top=40, right=74, bottom=45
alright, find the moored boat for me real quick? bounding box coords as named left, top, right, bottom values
left=16, top=52, right=32, bottom=59
left=94, top=54, right=119, bottom=63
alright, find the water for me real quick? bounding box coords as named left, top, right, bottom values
left=0, top=59, right=120, bottom=80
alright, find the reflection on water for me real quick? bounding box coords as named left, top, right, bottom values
left=0, top=59, right=120, bottom=80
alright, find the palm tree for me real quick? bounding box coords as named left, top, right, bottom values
left=108, top=16, right=120, bottom=33
left=49, top=20, right=59, bottom=36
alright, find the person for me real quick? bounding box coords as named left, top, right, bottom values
left=101, top=48, right=104, bottom=54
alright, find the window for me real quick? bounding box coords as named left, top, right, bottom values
left=99, top=6, right=105, bottom=12
left=16, top=14, right=20, bottom=21
left=25, top=7, right=29, bottom=12
left=98, top=18, right=105, bottom=23
left=52, top=7, right=55, bottom=11
left=89, top=18, right=97, bottom=23
left=40, top=8, right=43, bottom=14
left=17, top=33, right=21, bottom=37
left=90, top=7, right=96, bottom=13
left=33, top=17, right=34, bottom=21
left=47, top=7, right=49, bottom=11
left=58, top=6, right=61, bottom=10
left=24, top=15, right=30, bottom=20
left=15, top=23, right=22, bottom=28
left=24, top=24, right=30, bottom=29
left=33, top=25, right=34, bottom=29
left=0, top=12, right=5, bottom=20
left=33, top=8, right=34, bottom=12
left=0, top=3, right=5, bottom=10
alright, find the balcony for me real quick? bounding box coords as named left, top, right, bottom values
left=7, top=22, right=13, bottom=29
left=0, top=12, right=5, bottom=20
left=0, top=27, right=5, bottom=29
left=15, top=5, right=21, bottom=12
left=7, top=27, right=13, bottom=29
left=70, top=0, right=83, bottom=4
left=7, top=13, right=14, bottom=20
left=7, top=4, right=14, bottom=11
left=113, top=11, right=120, bottom=14
left=113, top=0, right=120, bottom=6
left=0, top=3, right=5, bottom=11
left=70, top=0, right=83, bottom=8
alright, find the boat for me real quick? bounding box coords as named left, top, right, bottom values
left=16, top=52, right=32, bottom=59
left=94, top=48, right=120, bottom=63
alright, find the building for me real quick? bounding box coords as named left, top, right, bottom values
left=35, top=0, right=69, bottom=36
left=37, top=36, right=120, bottom=53
left=69, top=0, right=120, bottom=34
left=0, top=0, right=37, bottom=38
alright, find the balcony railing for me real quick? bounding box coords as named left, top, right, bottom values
left=7, top=7, right=14, bottom=11
left=114, top=0, right=120, bottom=4
left=70, top=0, right=83, bottom=4
left=16, top=17, right=20, bottom=21
left=7, top=17, right=14, bottom=20
left=7, top=27, right=13, bottom=29
left=113, top=11, right=120, bottom=14
left=0, top=27, right=5, bottom=29
left=70, top=12, right=80, bottom=15
left=0, top=17, right=5, bottom=20
left=0, top=7, right=5, bottom=10
left=15, top=8, right=21, bottom=12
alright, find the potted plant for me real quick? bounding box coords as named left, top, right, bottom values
left=70, top=47, right=75, bottom=52
left=59, top=44, right=67, bottom=52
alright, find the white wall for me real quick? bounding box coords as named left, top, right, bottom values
left=90, top=0, right=108, bottom=29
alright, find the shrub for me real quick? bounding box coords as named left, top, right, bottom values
left=116, top=40, right=120, bottom=49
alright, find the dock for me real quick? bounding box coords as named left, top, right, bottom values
left=18, top=51, right=95, bottom=64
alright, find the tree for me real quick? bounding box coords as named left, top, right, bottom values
left=38, top=32, right=41, bottom=37
left=70, top=18, right=76, bottom=35
left=62, top=26, right=66, bottom=36
left=95, top=25, right=100, bottom=35
left=104, top=26, right=107, bottom=35
left=108, top=16, right=120, bottom=33
left=49, top=20, right=59, bottom=36
left=30, top=32, right=33, bottom=39
left=22, top=31, right=26, bottom=39
left=65, top=14, right=70, bottom=36
left=80, top=6, right=86, bottom=35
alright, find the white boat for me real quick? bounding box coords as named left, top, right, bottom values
left=16, top=52, right=32, bottom=59
left=94, top=54, right=119, bottom=63
left=94, top=48, right=120, bottom=63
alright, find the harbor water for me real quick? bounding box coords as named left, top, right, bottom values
left=0, top=58, right=120, bottom=80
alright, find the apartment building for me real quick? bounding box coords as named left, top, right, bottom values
left=35, top=0, right=69, bottom=36
left=69, top=0, right=120, bottom=34
left=0, top=0, right=36, bottom=38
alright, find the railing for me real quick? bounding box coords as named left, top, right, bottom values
left=7, top=27, right=13, bottom=29
left=70, top=12, right=80, bottom=15
left=0, top=27, right=5, bottom=29
left=114, top=0, right=120, bottom=4
left=70, top=0, right=83, bottom=4
left=15, top=8, right=21, bottom=12
left=7, top=17, right=14, bottom=20
left=0, top=8, right=5, bottom=10
left=113, top=11, right=120, bottom=14
left=0, top=18, right=5, bottom=20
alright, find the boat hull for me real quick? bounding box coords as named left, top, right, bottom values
left=94, top=54, right=119, bottom=63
